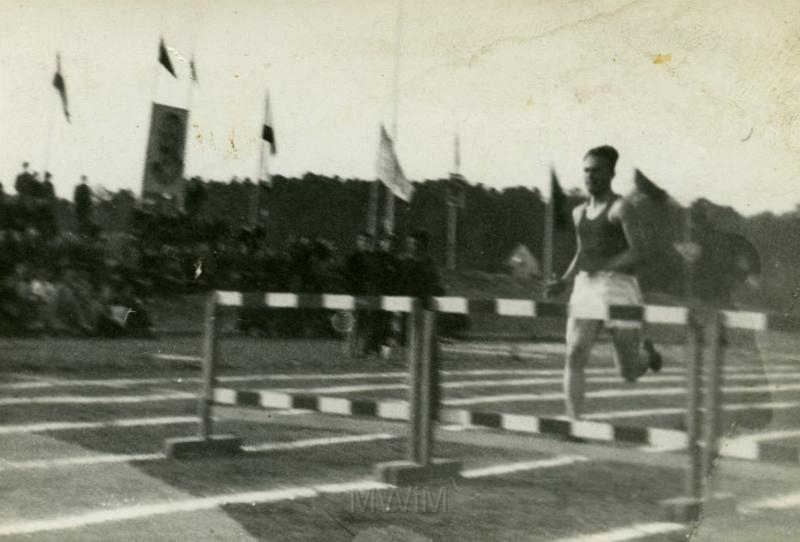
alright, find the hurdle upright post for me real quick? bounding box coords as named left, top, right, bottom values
left=417, top=309, right=436, bottom=465
left=375, top=299, right=461, bottom=485
left=164, top=290, right=243, bottom=459
left=406, top=305, right=422, bottom=463
left=199, top=291, right=220, bottom=440
left=686, top=314, right=704, bottom=502
left=702, top=311, right=725, bottom=489
left=659, top=309, right=705, bottom=524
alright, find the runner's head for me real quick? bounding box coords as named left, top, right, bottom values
left=583, top=145, right=618, bottom=197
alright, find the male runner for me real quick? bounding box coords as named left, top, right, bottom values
left=547, top=145, right=662, bottom=420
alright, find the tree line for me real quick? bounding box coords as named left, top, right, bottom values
left=6, top=172, right=798, bottom=313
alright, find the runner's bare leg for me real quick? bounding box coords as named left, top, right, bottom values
left=565, top=318, right=602, bottom=419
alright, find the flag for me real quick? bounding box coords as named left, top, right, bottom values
left=376, top=125, right=414, bottom=202
left=550, top=169, right=570, bottom=229
left=52, top=53, right=70, bottom=122
left=543, top=167, right=568, bottom=279
left=261, top=92, right=276, bottom=155
left=159, top=38, right=177, bottom=78
left=189, top=55, right=198, bottom=83
left=625, top=169, right=688, bottom=297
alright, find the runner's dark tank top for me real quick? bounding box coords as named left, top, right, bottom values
left=577, top=196, right=630, bottom=273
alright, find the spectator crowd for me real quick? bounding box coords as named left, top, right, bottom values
left=0, top=162, right=452, bottom=339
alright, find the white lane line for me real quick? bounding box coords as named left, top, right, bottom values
left=726, top=429, right=800, bottom=444
left=638, top=442, right=687, bottom=454
left=551, top=522, right=686, bottom=542
left=0, top=433, right=399, bottom=472
left=276, top=372, right=800, bottom=395
left=443, top=382, right=800, bottom=406
left=0, top=452, right=592, bottom=536
left=0, top=486, right=320, bottom=537
left=462, top=455, right=588, bottom=478
left=585, top=401, right=800, bottom=421
left=0, top=393, right=195, bottom=406
left=0, top=453, right=164, bottom=470
left=0, top=382, right=55, bottom=390
left=10, top=364, right=798, bottom=391
left=151, top=354, right=201, bottom=362
left=0, top=416, right=197, bottom=435
left=740, top=489, right=800, bottom=513
left=444, top=348, right=549, bottom=360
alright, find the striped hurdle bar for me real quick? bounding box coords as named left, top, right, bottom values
left=211, top=387, right=800, bottom=464
left=214, top=290, right=800, bottom=333
left=214, top=291, right=695, bottom=325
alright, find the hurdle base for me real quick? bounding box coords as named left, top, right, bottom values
left=660, top=496, right=703, bottom=524
left=660, top=493, right=736, bottom=524
left=375, top=459, right=462, bottom=485
left=164, top=435, right=243, bottom=459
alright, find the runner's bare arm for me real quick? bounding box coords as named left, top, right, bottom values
left=603, top=199, right=645, bottom=273
left=546, top=206, right=583, bottom=297
left=559, top=206, right=584, bottom=282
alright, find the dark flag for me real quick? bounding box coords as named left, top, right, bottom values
left=633, top=168, right=668, bottom=202
left=52, top=54, right=70, bottom=122
left=543, top=167, right=569, bottom=278
left=261, top=92, right=276, bottom=155
left=550, top=169, right=570, bottom=229
left=625, top=169, right=688, bottom=297
left=159, top=38, right=177, bottom=78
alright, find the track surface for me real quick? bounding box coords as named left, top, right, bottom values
left=3, top=335, right=800, bottom=541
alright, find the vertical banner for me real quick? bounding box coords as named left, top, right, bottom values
left=142, top=102, right=188, bottom=209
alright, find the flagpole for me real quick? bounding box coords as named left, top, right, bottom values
left=182, top=38, right=199, bottom=213
left=446, top=133, right=460, bottom=270
left=43, top=56, right=59, bottom=180
left=142, top=37, right=162, bottom=202
left=252, top=91, right=269, bottom=227
left=383, top=0, right=403, bottom=234
left=543, top=168, right=555, bottom=281
left=367, top=171, right=379, bottom=235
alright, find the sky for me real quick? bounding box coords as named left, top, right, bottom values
left=0, top=0, right=798, bottom=215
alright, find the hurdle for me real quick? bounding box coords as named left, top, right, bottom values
left=163, top=292, right=243, bottom=459
left=165, top=289, right=800, bottom=516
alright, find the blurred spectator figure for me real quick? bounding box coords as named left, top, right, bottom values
left=403, top=229, right=444, bottom=304
left=39, top=172, right=59, bottom=239
left=344, top=231, right=375, bottom=356
left=370, top=231, right=400, bottom=357
left=3, top=263, right=39, bottom=334
left=42, top=172, right=56, bottom=201
left=74, top=175, right=93, bottom=236
left=311, top=239, right=340, bottom=293
left=287, top=236, right=313, bottom=292
left=30, top=267, right=59, bottom=333
left=55, top=267, right=96, bottom=335
left=0, top=181, right=5, bottom=205
left=345, top=232, right=374, bottom=295
left=15, top=162, right=36, bottom=204
left=30, top=172, right=42, bottom=199
left=110, top=282, right=153, bottom=337
left=407, top=229, right=444, bottom=417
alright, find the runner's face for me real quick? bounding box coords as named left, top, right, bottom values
left=583, top=155, right=614, bottom=196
